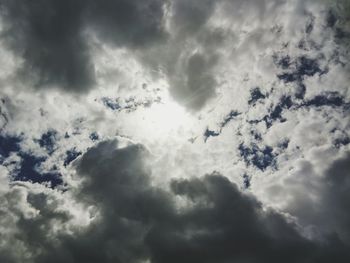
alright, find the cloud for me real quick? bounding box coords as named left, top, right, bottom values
left=0, top=0, right=94, bottom=92
left=1, top=0, right=346, bottom=112
left=0, top=0, right=166, bottom=93
left=148, top=173, right=315, bottom=263
left=168, top=52, right=218, bottom=111
left=322, top=153, right=350, bottom=242
left=0, top=1, right=350, bottom=262
left=85, top=0, right=166, bottom=48
left=1, top=139, right=349, bottom=262
left=34, top=139, right=170, bottom=263
left=271, top=153, right=350, bottom=244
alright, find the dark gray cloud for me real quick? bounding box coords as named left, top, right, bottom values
left=0, top=0, right=348, bottom=113
left=171, top=0, right=216, bottom=35
left=35, top=140, right=173, bottom=263
left=85, top=0, right=166, bottom=49
left=0, top=0, right=220, bottom=111
left=135, top=0, right=223, bottom=111
left=2, top=139, right=349, bottom=262
left=323, top=154, right=350, bottom=242
left=148, top=174, right=314, bottom=263
left=0, top=0, right=166, bottom=92
left=169, top=52, right=218, bottom=111
left=0, top=0, right=94, bottom=92
left=283, top=153, right=350, bottom=245
left=330, top=0, right=350, bottom=48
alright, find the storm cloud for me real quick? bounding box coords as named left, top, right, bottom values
left=0, top=0, right=166, bottom=92
left=1, top=140, right=349, bottom=263
left=0, top=0, right=349, bottom=262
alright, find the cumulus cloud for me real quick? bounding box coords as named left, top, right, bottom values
left=264, top=152, right=350, bottom=245
left=0, top=140, right=349, bottom=262
left=0, top=0, right=347, bottom=110
left=0, top=0, right=166, bottom=92
left=0, top=0, right=94, bottom=92
left=0, top=0, right=350, bottom=262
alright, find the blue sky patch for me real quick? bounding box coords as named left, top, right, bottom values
left=0, top=134, right=21, bottom=160
left=263, top=96, right=293, bottom=128
left=36, top=130, right=58, bottom=154
left=14, top=152, right=63, bottom=188
left=277, top=56, right=324, bottom=84
left=204, top=128, right=220, bottom=142
left=102, top=97, right=121, bottom=111
left=303, top=92, right=347, bottom=108
left=221, top=110, right=241, bottom=128
left=64, top=148, right=82, bottom=166
left=90, top=132, right=99, bottom=141
left=239, top=143, right=276, bottom=171
left=248, top=87, right=266, bottom=105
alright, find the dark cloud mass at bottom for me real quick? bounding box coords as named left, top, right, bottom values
left=1, top=140, right=347, bottom=263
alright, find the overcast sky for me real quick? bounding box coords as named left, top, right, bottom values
left=0, top=0, right=350, bottom=262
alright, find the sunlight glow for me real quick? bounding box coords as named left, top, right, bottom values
left=135, top=98, right=195, bottom=140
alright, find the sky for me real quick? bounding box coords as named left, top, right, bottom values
left=0, top=0, right=349, bottom=262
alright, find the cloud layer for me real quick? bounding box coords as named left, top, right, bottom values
left=0, top=0, right=349, bottom=262
left=0, top=140, right=350, bottom=262
left=0, top=0, right=166, bottom=92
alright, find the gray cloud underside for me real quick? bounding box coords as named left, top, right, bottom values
left=0, top=0, right=166, bottom=92
left=0, top=0, right=220, bottom=110
left=1, top=140, right=350, bottom=263
left=0, top=0, right=349, bottom=110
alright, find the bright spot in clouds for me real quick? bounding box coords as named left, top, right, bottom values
left=139, top=98, right=193, bottom=138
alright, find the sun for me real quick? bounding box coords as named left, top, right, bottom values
left=134, top=97, right=195, bottom=141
